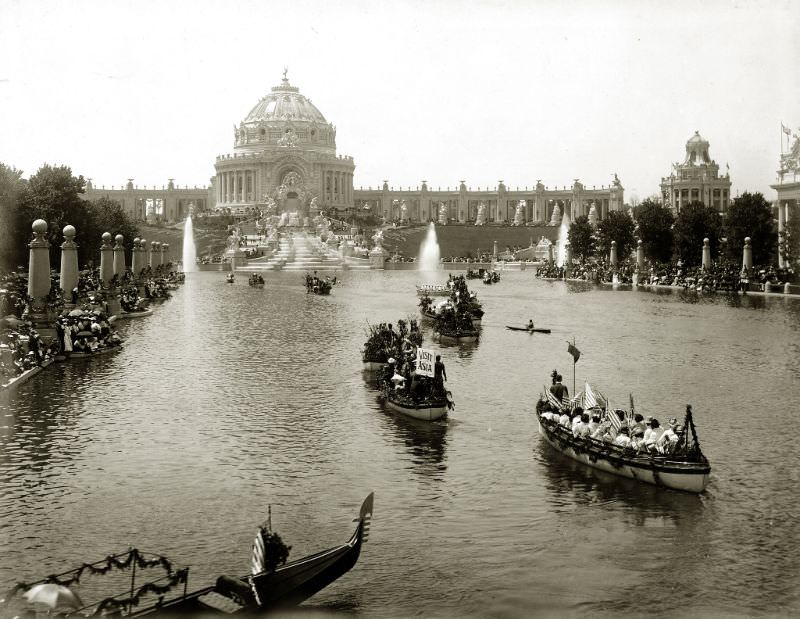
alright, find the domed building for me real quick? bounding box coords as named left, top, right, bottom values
left=213, top=71, right=355, bottom=218
left=660, top=131, right=731, bottom=214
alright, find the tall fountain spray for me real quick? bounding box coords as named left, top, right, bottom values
left=418, top=222, right=441, bottom=271
left=182, top=214, right=197, bottom=272
left=556, top=209, right=571, bottom=267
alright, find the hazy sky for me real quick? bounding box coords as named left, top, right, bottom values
left=1, top=0, right=798, bottom=202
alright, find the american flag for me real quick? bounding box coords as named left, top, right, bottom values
left=251, top=527, right=266, bottom=575
left=584, top=382, right=597, bottom=409
left=561, top=392, right=570, bottom=410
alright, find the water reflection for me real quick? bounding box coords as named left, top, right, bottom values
left=381, top=409, right=448, bottom=477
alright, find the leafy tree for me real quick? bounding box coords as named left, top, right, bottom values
left=567, top=215, right=596, bottom=260
left=82, top=197, right=140, bottom=268
left=724, top=192, right=777, bottom=266
left=633, top=198, right=674, bottom=263
left=18, top=164, right=88, bottom=269
left=673, top=201, right=723, bottom=266
left=596, top=210, right=636, bottom=261
left=0, top=163, right=27, bottom=271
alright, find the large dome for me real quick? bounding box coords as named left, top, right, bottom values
left=242, top=73, right=327, bottom=125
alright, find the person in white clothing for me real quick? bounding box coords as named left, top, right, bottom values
left=613, top=427, right=632, bottom=448
left=573, top=413, right=592, bottom=438
left=558, top=410, right=570, bottom=427
left=657, top=419, right=681, bottom=453
left=645, top=418, right=664, bottom=452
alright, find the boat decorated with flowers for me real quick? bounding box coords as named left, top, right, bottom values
left=361, top=319, right=423, bottom=371
left=2, top=494, right=374, bottom=617
left=535, top=393, right=711, bottom=493
left=305, top=272, right=336, bottom=295
left=383, top=387, right=453, bottom=421
left=429, top=275, right=482, bottom=341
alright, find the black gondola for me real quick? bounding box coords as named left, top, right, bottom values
left=4, top=494, right=374, bottom=617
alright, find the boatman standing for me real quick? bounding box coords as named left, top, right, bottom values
left=527, top=319, right=534, bottom=331
left=550, top=373, right=568, bottom=402
left=434, top=354, right=447, bottom=394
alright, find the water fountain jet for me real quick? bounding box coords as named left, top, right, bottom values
left=418, top=222, right=441, bottom=271
left=182, top=213, right=197, bottom=272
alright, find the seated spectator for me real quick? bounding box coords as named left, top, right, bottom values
left=645, top=418, right=664, bottom=452
left=558, top=410, right=570, bottom=427
left=573, top=413, right=592, bottom=438
left=657, top=418, right=680, bottom=453
left=613, top=427, right=632, bottom=448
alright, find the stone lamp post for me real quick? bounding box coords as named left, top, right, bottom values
left=113, top=234, right=125, bottom=280
left=26, top=219, right=51, bottom=326
left=60, top=225, right=79, bottom=306
left=160, top=243, right=168, bottom=268
left=99, top=232, right=114, bottom=287
left=131, top=238, right=142, bottom=280
left=701, top=238, right=711, bottom=271
left=609, top=240, right=618, bottom=266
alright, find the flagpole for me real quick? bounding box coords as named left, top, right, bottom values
left=572, top=337, right=576, bottom=396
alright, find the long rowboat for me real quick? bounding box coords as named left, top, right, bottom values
left=535, top=407, right=710, bottom=493
left=385, top=390, right=451, bottom=421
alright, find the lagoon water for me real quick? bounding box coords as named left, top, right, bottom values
left=1, top=271, right=799, bottom=617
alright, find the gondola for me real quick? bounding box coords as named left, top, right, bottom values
left=3, top=494, right=374, bottom=617
left=506, top=325, right=551, bottom=333
left=535, top=402, right=710, bottom=493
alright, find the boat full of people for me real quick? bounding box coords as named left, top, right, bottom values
left=535, top=374, right=711, bottom=493
left=249, top=274, right=265, bottom=287
left=429, top=275, right=482, bottom=342
left=226, top=273, right=235, bottom=283
left=305, top=272, right=337, bottom=295
left=2, top=494, right=374, bottom=616
left=362, top=319, right=422, bottom=371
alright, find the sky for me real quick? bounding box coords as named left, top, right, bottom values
left=1, top=0, right=798, bottom=203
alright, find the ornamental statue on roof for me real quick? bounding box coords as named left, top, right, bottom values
left=779, top=125, right=800, bottom=177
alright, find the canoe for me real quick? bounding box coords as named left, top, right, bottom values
left=8, top=495, right=374, bottom=617
left=535, top=406, right=710, bottom=493
left=506, top=326, right=551, bottom=333
left=115, top=308, right=154, bottom=319
left=67, top=346, right=122, bottom=359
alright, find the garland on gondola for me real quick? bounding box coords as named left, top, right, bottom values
left=2, top=549, right=176, bottom=604
left=91, top=568, right=189, bottom=616
left=362, top=318, right=422, bottom=364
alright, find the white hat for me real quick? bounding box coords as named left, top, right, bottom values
left=388, top=357, right=396, bottom=364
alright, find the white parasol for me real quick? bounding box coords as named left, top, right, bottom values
left=23, top=583, right=83, bottom=610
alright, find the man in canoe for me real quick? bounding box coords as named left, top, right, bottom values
left=527, top=319, right=534, bottom=331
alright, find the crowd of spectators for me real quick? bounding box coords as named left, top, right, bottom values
left=535, top=258, right=796, bottom=293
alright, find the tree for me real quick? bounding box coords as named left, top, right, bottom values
left=724, top=192, right=777, bottom=266
left=673, top=201, right=723, bottom=266
left=82, top=197, right=140, bottom=268
left=633, top=198, right=674, bottom=263
left=596, top=210, right=636, bottom=261
left=18, top=164, right=88, bottom=269
left=567, top=215, right=596, bottom=260
left=0, top=163, right=27, bottom=271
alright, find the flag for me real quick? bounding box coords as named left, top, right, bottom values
left=783, top=123, right=792, bottom=136
left=561, top=392, right=570, bottom=410
left=251, top=528, right=266, bottom=575
left=608, top=408, right=622, bottom=432
left=570, top=391, right=584, bottom=411
left=545, top=385, right=561, bottom=410
left=584, top=382, right=597, bottom=409
left=567, top=341, right=581, bottom=363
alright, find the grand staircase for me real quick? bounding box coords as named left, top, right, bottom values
left=236, top=233, right=369, bottom=272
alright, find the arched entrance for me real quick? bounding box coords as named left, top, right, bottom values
left=285, top=191, right=300, bottom=213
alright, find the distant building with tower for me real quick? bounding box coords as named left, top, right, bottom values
left=660, top=131, right=731, bottom=215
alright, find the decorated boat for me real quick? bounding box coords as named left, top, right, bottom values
left=535, top=400, right=711, bottom=493
left=305, top=273, right=335, bottom=295
left=434, top=326, right=479, bottom=342
left=249, top=274, right=265, bottom=287
left=2, top=494, right=374, bottom=617
left=362, top=319, right=422, bottom=371
left=226, top=273, right=235, bottom=283
left=426, top=275, right=483, bottom=338
left=384, top=389, right=452, bottom=421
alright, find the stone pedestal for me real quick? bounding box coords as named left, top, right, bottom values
left=100, top=232, right=114, bottom=286
left=742, top=237, right=753, bottom=270
left=609, top=241, right=618, bottom=267
left=369, top=247, right=387, bottom=270
left=701, top=238, right=711, bottom=270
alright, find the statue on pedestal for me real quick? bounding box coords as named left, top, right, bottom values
left=475, top=203, right=486, bottom=226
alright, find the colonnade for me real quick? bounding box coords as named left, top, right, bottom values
left=324, top=170, right=353, bottom=205
left=217, top=169, right=258, bottom=204
left=777, top=201, right=793, bottom=268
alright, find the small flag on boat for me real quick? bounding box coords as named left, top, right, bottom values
left=251, top=527, right=266, bottom=575
left=545, top=386, right=562, bottom=410
left=561, top=392, right=570, bottom=409
left=567, top=342, right=581, bottom=363
left=584, top=382, right=597, bottom=409
left=608, top=407, right=622, bottom=431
